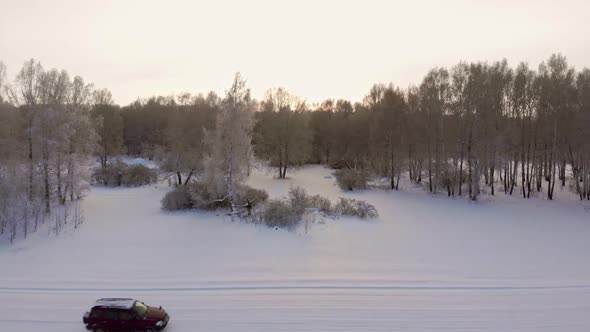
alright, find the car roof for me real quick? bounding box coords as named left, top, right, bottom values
left=93, top=298, right=136, bottom=310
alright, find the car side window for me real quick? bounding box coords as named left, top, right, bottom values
left=119, top=310, right=134, bottom=321
left=90, top=309, right=103, bottom=319
left=103, top=309, right=118, bottom=321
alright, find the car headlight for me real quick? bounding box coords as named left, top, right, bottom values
left=156, top=320, right=165, bottom=327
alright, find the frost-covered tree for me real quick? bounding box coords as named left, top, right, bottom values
left=0, top=103, right=21, bottom=240
left=419, top=68, right=450, bottom=194
left=0, top=59, right=97, bottom=243
left=91, top=92, right=124, bottom=168
left=571, top=68, right=590, bottom=200
left=511, top=62, right=538, bottom=198
left=536, top=54, right=576, bottom=200
left=92, top=88, right=114, bottom=106
left=0, top=61, right=6, bottom=103
left=368, top=84, right=407, bottom=190
left=206, top=73, right=254, bottom=212
left=63, top=76, right=96, bottom=202
left=254, top=87, right=310, bottom=178
left=160, top=93, right=217, bottom=185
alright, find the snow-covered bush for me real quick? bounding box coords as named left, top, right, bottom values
left=122, top=164, right=158, bottom=186
left=237, top=186, right=269, bottom=207
left=328, top=159, right=349, bottom=169
left=256, top=186, right=377, bottom=229
left=185, top=181, right=228, bottom=210
left=92, top=161, right=127, bottom=186
left=286, top=186, right=332, bottom=214
left=288, top=186, right=309, bottom=215
left=334, top=169, right=370, bottom=191
left=308, top=194, right=332, bottom=213
left=260, top=199, right=300, bottom=229
left=92, top=162, right=157, bottom=187
left=161, top=188, right=193, bottom=211
left=164, top=181, right=269, bottom=212
left=253, top=186, right=310, bottom=229
left=334, top=197, right=378, bottom=219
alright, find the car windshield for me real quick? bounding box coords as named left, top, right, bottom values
left=133, top=301, right=148, bottom=318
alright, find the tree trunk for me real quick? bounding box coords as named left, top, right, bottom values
left=510, top=158, right=518, bottom=195
left=427, top=138, right=433, bottom=192
left=184, top=167, right=196, bottom=186
left=560, top=158, right=566, bottom=187
left=176, top=172, right=182, bottom=186
left=390, top=143, right=395, bottom=190
left=28, top=127, right=34, bottom=201
left=467, top=128, right=474, bottom=200
left=57, top=154, right=64, bottom=204
left=43, top=154, right=50, bottom=214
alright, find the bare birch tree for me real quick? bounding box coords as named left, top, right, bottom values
left=206, top=73, right=254, bottom=213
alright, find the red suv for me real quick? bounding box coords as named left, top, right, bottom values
left=83, top=298, right=170, bottom=332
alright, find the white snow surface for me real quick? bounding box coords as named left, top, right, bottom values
left=1, top=164, right=590, bottom=331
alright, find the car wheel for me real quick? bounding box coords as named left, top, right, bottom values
left=93, top=328, right=108, bottom=332
left=144, top=328, right=156, bottom=332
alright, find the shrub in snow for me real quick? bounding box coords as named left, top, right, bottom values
left=170, top=181, right=269, bottom=213
left=256, top=186, right=338, bottom=230
left=122, top=164, right=158, bottom=187
left=161, top=179, right=377, bottom=229
left=328, top=159, right=349, bottom=169
left=161, top=188, right=193, bottom=211
left=286, top=186, right=332, bottom=214
left=308, top=194, right=332, bottom=214
left=185, top=181, right=228, bottom=210
left=334, top=197, right=378, bottom=219
left=92, top=162, right=157, bottom=187
left=334, top=169, right=369, bottom=191
left=288, top=186, right=309, bottom=215
left=260, top=199, right=300, bottom=229
left=92, top=161, right=127, bottom=186
left=237, top=186, right=269, bottom=207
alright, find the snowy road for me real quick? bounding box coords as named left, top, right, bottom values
left=2, top=287, right=590, bottom=331
left=1, top=165, right=590, bottom=331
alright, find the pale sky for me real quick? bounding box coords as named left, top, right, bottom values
left=1, top=0, right=588, bottom=105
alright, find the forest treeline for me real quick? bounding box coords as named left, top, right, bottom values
left=1, top=54, right=589, bottom=241
left=87, top=54, right=590, bottom=201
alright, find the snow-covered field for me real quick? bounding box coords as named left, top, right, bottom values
left=1, top=165, right=590, bottom=331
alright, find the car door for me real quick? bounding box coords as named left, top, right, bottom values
left=118, top=309, right=138, bottom=331
left=89, top=308, right=105, bottom=328
left=103, top=309, right=122, bottom=331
